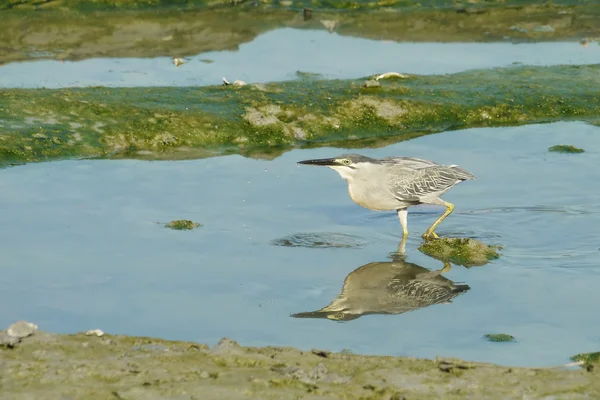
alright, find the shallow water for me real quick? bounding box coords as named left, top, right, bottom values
left=0, top=120, right=598, bottom=367
left=1, top=28, right=599, bottom=88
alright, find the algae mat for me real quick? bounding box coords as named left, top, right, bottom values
left=1, top=64, right=600, bottom=167
left=1, top=330, right=599, bottom=399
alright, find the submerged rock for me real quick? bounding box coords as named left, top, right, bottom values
left=270, top=232, right=366, bottom=249
left=418, top=238, right=501, bottom=267
left=165, top=220, right=202, bottom=230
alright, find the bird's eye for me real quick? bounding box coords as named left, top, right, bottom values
left=342, top=159, right=352, bottom=166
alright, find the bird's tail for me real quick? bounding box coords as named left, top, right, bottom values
left=449, top=165, right=477, bottom=181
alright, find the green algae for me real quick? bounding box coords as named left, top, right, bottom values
left=1, top=64, right=600, bottom=167
left=418, top=238, right=502, bottom=267
left=1, top=2, right=599, bottom=66
left=165, top=220, right=202, bottom=230
left=571, top=352, right=600, bottom=366
left=484, top=333, right=516, bottom=343
left=548, top=144, right=585, bottom=153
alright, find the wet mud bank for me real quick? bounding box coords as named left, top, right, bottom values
left=2, top=326, right=599, bottom=399
left=1, top=1, right=599, bottom=65
left=1, top=64, right=599, bottom=167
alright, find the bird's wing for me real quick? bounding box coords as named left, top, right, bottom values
left=380, top=156, right=442, bottom=170
left=387, top=165, right=468, bottom=201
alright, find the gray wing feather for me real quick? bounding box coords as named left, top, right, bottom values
left=387, top=164, right=476, bottom=201
left=380, top=156, right=442, bottom=170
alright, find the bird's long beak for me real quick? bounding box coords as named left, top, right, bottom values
left=297, top=157, right=337, bottom=166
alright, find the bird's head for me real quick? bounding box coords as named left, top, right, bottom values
left=290, top=310, right=362, bottom=322
left=297, top=154, right=376, bottom=181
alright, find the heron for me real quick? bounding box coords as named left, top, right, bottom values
left=291, top=257, right=469, bottom=321
left=297, top=154, right=476, bottom=239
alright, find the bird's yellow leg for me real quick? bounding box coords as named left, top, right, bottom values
left=441, top=261, right=452, bottom=273
left=422, top=202, right=454, bottom=239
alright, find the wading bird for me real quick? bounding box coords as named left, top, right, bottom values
left=297, top=154, right=476, bottom=239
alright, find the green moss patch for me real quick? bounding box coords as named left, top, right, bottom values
left=570, top=352, right=600, bottom=365
left=165, top=220, right=202, bottom=230
left=548, top=145, right=585, bottom=153
left=418, top=238, right=502, bottom=267
left=484, top=333, right=516, bottom=343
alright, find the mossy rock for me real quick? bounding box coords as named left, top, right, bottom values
left=548, top=145, right=585, bottom=153
left=418, top=238, right=501, bottom=267
left=165, top=220, right=202, bottom=230
left=484, top=333, right=516, bottom=343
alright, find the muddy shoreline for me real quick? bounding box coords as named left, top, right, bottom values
left=2, top=324, right=599, bottom=399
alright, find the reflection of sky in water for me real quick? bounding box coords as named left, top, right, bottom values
left=1, top=28, right=599, bottom=88
left=0, top=121, right=599, bottom=367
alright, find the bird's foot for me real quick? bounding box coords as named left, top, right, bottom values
left=422, top=231, right=440, bottom=240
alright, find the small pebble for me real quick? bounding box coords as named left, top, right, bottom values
left=311, top=348, right=331, bottom=358
left=199, top=371, right=210, bottom=379
left=222, top=77, right=247, bottom=87
left=7, top=320, right=38, bottom=339
left=363, top=80, right=381, bottom=88
left=0, top=332, right=20, bottom=348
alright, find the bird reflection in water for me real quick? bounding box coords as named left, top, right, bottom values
left=291, top=241, right=470, bottom=322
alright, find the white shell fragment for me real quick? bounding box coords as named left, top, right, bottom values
left=320, top=19, right=338, bottom=33
left=375, top=72, right=409, bottom=80
left=7, top=321, right=38, bottom=339
left=85, top=329, right=105, bottom=337
left=222, top=77, right=247, bottom=87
